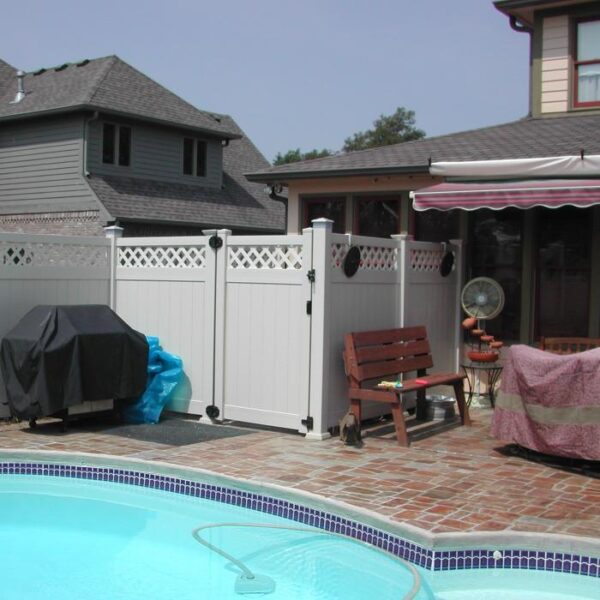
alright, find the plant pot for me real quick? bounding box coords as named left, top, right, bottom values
left=467, top=350, right=499, bottom=363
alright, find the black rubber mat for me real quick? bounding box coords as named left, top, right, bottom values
left=102, top=417, right=254, bottom=446
left=24, top=413, right=254, bottom=446
left=497, top=444, right=600, bottom=479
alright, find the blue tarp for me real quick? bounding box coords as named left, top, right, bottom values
left=122, top=336, right=183, bottom=424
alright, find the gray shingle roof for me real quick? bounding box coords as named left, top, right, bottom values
left=89, top=174, right=283, bottom=232
left=0, top=56, right=239, bottom=138
left=246, top=113, right=600, bottom=181
left=0, top=59, right=16, bottom=94
left=88, top=115, right=284, bottom=232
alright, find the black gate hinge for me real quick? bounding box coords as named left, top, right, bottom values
left=307, top=269, right=316, bottom=283
left=306, top=300, right=312, bottom=315
left=301, top=416, right=314, bottom=431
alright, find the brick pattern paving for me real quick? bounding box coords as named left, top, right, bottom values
left=0, top=409, right=598, bottom=539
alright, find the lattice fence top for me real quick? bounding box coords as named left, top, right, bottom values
left=229, top=245, right=303, bottom=270
left=118, top=245, right=206, bottom=269
left=331, top=244, right=399, bottom=271
left=0, top=241, right=109, bottom=268
left=409, top=248, right=446, bottom=272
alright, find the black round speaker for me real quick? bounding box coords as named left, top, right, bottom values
left=440, top=250, right=455, bottom=277
left=343, top=246, right=361, bottom=278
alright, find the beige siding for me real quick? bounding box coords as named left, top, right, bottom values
left=286, top=174, right=440, bottom=233
left=541, top=15, right=570, bottom=114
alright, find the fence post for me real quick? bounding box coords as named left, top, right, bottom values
left=391, top=233, right=410, bottom=328
left=450, top=238, right=465, bottom=371
left=306, top=218, right=333, bottom=440
left=211, top=229, right=231, bottom=422
left=103, top=225, right=123, bottom=310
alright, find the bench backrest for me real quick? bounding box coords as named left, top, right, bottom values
left=344, top=326, right=433, bottom=386
left=540, top=336, right=600, bottom=355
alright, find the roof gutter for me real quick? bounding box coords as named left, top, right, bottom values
left=245, top=164, right=431, bottom=184
left=509, top=15, right=533, bottom=34
left=0, top=104, right=241, bottom=141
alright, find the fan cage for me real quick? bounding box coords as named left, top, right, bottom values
left=461, top=277, right=505, bottom=321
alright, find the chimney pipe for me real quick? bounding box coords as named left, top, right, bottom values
left=10, top=71, right=26, bottom=104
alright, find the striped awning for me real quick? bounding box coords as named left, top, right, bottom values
left=411, top=179, right=600, bottom=211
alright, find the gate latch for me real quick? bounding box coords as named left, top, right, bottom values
left=209, top=235, right=223, bottom=249
left=301, top=416, right=314, bottom=431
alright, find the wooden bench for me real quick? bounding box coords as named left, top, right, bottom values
left=540, top=337, right=600, bottom=355
left=343, top=326, right=470, bottom=446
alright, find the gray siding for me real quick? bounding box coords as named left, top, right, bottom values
left=0, top=115, right=99, bottom=214
left=87, top=119, right=223, bottom=187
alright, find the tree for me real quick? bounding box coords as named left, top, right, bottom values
left=273, top=148, right=332, bottom=166
left=342, top=107, right=425, bottom=152
left=272, top=107, right=425, bottom=165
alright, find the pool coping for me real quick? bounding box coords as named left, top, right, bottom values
left=0, top=449, right=598, bottom=576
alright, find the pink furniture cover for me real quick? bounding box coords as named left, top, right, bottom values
left=491, top=344, right=600, bottom=460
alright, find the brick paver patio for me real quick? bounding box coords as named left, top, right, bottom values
left=0, top=409, right=598, bottom=539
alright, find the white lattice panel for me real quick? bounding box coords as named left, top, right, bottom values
left=228, top=245, right=303, bottom=270
left=118, top=245, right=206, bottom=269
left=0, top=242, right=108, bottom=268
left=409, top=248, right=445, bottom=272
left=331, top=244, right=398, bottom=271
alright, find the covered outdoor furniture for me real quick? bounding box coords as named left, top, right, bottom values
left=0, top=305, right=148, bottom=425
left=343, top=326, right=470, bottom=446
left=540, top=336, right=600, bottom=355
left=491, top=344, right=600, bottom=460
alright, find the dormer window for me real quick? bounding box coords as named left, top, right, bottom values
left=102, top=123, right=131, bottom=166
left=575, top=18, right=600, bottom=107
left=182, top=138, right=207, bottom=177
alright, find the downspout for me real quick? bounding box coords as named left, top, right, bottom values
left=83, top=110, right=99, bottom=177
left=268, top=185, right=288, bottom=233
left=509, top=16, right=534, bottom=118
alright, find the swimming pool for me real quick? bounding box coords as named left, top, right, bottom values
left=0, top=455, right=597, bottom=599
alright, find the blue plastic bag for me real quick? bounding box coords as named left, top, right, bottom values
left=122, top=336, right=183, bottom=424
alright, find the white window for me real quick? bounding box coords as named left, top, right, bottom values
left=102, top=123, right=131, bottom=166
left=183, top=138, right=207, bottom=177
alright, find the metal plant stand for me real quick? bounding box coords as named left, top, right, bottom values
left=461, top=361, right=503, bottom=408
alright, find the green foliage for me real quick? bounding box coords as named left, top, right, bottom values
left=343, top=107, right=425, bottom=152
left=272, top=107, right=425, bottom=165
left=273, top=147, right=332, bottom=166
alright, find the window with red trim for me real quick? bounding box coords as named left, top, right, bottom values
left=354, top=195, right=401, bottom=238
left=302, top=196, right=346, bottom=233
left=574, top=18, right=600, bottom=107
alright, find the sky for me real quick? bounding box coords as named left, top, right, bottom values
left=1, top=0, right=531, bottom=162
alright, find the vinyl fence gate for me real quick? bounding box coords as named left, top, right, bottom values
left=0, top=222, right=463, bottom=438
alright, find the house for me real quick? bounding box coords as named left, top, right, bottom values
left=246, top=0, right=600, bottom=346
left=0, top=56, right=284, bottom=237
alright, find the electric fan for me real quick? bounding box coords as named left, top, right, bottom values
left=461, top=277, right=505, bottom=321
left=461, top=277, right=505, bottom=362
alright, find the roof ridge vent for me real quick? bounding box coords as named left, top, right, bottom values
left=10, top=71, right=26, bottom=104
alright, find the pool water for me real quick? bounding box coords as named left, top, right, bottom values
left=0, top=476, right=417, bottom=600
left=427, top=569, right=599, bottom=599
left=0, top=475, right=597, bottom=600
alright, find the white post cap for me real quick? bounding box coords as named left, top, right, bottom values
left=311, top=218, right=334, bottom=230
left=103, top=225, right=124, bottom=239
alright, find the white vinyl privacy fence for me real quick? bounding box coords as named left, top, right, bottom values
left=0, top=221, right=463, bottom=437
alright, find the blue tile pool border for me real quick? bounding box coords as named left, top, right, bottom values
left=0, top=461, right=597, bottom=578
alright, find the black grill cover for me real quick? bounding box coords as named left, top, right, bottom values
left=0, top=305, right=148, bottom=419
